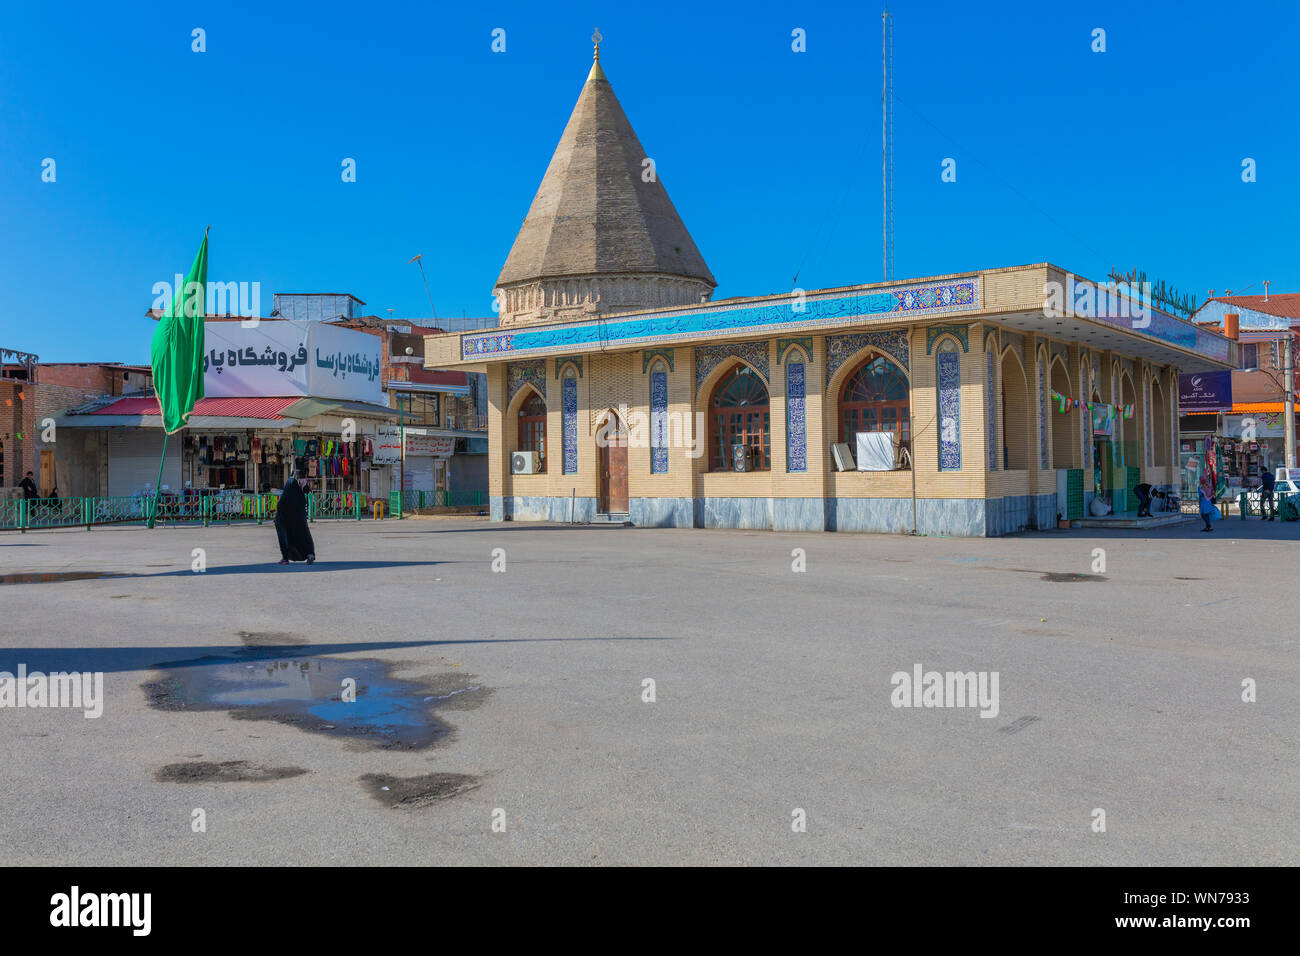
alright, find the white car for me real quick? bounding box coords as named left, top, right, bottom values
left=1274, top=467, right=1300, bottom=495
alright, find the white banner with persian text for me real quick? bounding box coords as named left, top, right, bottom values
left=203, top=320, right=383, bottom=403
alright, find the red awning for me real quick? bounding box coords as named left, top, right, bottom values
left=92, top=396, right=300, bottom=419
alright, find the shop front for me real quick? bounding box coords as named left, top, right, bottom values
left=55, top=320, right=406, bottom=509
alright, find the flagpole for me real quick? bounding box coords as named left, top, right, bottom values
left=146, top=431, right=169, bottom=529
left=147, top=222, right=208, bottom=530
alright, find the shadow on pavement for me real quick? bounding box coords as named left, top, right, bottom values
left=147, top=560, right=453, bottom=576
left=0, top=636, right=669, bottom=675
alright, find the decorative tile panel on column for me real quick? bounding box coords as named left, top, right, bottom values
left=1037, top=356, right=1048, bottom=468
left=641, top=349, right=674, bottom=374
left=694, top=340, right=769, bottom=392
left=650, top=370, right=669, bottom=474
left=986, top=349, right=997, bottom=470
left=507, top=360, right=546, bottom=405
left=562, top=376, right=578, bottom=475
left=926, top=325, right=969, bottom=354
left=938, top=344, right=962, bottom=470
left=825, top=329, right=910, bottom=381
left=1145, top=378, right=1153, bottom=466
left=786, top=361, right=807, bottom=472
left=553, top=356, right=583, bottom=379
left=1079, top=368, right=1089, bottom=471
left=777, top=337, right=813, bottom=364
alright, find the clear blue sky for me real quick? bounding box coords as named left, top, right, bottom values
left=1, top=0, right=1296, bottom=363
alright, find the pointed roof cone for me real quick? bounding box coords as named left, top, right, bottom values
left=496, top=59, right=715, bottom=289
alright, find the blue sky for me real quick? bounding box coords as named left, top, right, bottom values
left=1, top=0, right=1296, bottom=363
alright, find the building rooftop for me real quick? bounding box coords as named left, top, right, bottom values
left=1200, top=293, right=1300, bottom=322
left=496, top=58, right=714, bottom=289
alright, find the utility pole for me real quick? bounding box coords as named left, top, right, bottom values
left=399, top=392, right=407, bottom=518
left=882, top=6, right=894, bottom=282
left=1286, top=333, right=1296, bottom=468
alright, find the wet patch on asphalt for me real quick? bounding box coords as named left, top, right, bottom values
left=239, top=631, right=307, bottom=647
left=998, top=715, right=1041, bottom=734
left=986, top=567, right=1106, bottom=583
left=360, top=772, right=480, bottom=807
left=156, top=760, right=308, bottom=783
left=1038, top=571, right=1104, bottom=583
left=143, top=641, right=489, bottom=750
left=0, top=571, right=131, bottom=585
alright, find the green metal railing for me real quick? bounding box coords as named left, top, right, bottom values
left=387, top=489, right=486, bottom=516
left=307, top=491, right=368, bottom=521
left=1, top=490, right=379, bottom=531
left=1240, top=490, right=1299, bottom=521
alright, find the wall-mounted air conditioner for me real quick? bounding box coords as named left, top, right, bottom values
left=511, top=451, right=539, bottom=475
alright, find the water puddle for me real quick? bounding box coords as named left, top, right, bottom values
left=144, top=653, right=488, bottom=750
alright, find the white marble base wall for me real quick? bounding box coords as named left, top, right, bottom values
left=828, top=497, right=915, bottom=534
left=498, top=495, right=597, bottom=523
left=773, top=497, right=828, bottom=532
left=490, top=493, right=1058, bottom=537
left=984, top=494, right=1058, bottom=535
left=630, top=497, right=693, bottom=528
left=694, top=496, right=774, bottom=530
left=916, top=498, right=987, bottom=537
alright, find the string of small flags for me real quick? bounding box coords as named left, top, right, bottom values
left=1050, top=392, right=1133, bottom=418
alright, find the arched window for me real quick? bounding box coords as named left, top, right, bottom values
left=710, top=364, right=770, bottom=471
left=517, top=391, right=547, bottom=471
left=840, top=355, right=911, bottom=459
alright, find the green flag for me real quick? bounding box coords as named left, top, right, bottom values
left=150, top=231, right=208, bottom=433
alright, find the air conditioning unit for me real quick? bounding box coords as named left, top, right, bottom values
left=732, top=443, right=754, bottom=472
left=511, top=451, right=539, bottom=475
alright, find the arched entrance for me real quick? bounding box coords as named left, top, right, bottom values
left=1000, top=350, right=1029, bottom=470
left=1050, top=358, right=1075, bottom=468
left=597, top=409, right=629, bottom=513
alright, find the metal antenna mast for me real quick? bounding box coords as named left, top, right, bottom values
left=408, top=253, right=438, bottom=321
left=882, top=6, right=894, bottom=281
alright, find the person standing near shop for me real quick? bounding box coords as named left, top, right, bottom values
left=1198, top=473, right=1218, bottom=532
left=1259, top=466, right=1276, bottom=521
left=274, top=466, right=316, bottom=566
left=1133, top=481, right=1159, bottom=518
left=18, top=471, right=38, bottom=500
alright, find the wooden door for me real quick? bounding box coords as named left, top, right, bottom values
left=599, top=412, right=629, bottom=513
left=40, top=449, right=55, bottom=496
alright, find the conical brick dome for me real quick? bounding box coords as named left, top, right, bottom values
left=495, top=56, right=715, bottom=326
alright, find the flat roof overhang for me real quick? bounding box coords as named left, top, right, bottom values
left=991, top=309, right=1233, bottom=372
left=53, top=414, right=299, bottom=430
left=424, top=264, right=1233, bottom=373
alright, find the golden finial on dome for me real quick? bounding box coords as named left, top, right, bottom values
left=592, top=28, right=602, bottom=61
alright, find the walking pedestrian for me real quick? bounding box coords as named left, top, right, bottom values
left=273, top=466, right=316, bottom=565
left=1259, top=467, right=1276, bottom=521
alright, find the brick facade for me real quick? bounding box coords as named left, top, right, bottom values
left=1, top=364, right=150, bottom=494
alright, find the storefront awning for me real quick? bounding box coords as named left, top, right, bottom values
left=91, top=396, right=301, bottom=418
left=281, top=397, right=418, bottom=420
left=1231, top=402, right=1295, bottom=413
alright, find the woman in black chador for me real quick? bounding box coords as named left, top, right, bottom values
left=274, top=467, right=316, bottom=565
